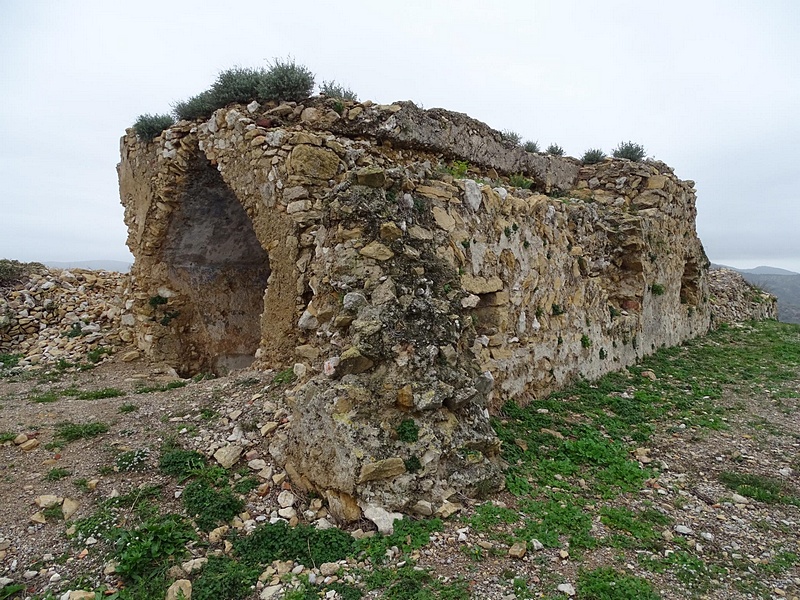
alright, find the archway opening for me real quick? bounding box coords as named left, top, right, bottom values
left=162, top=156, right=270, bottom=376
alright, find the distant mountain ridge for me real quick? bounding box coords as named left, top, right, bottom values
left=711, top=264, right=800, bottom=324
left=45, top=260, right=131, bottom=272
left=713, top=264, right=800, bottom=276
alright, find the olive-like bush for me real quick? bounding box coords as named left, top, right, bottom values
left=319, top=80, right=358, bottom=102
left=132, top=113, right=174, bottom=141
left=546, top=143, right=565, bottom=156
left=257, top=57, right=315, bottom=102
left=172, top=90, right=217, bottom=121
left=612, top=141, right=647, bottom=161
left=210, top=66, right=270, bottom=106
left=523, top=140, right=540, bottom=153
left=581, top=148, right=606, bottom=164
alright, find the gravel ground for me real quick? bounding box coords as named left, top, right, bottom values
left=1, top=333, right=798, bottom=600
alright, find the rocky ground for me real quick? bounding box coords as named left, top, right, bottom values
left=0, top=263, right=797, bottom=600
left=0, top=319, right=798, bottom=600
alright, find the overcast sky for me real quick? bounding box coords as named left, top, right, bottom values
left=1, top=1, right=798, bottom=272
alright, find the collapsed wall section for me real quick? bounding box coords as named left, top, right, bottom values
left=119, top=98, right=711, bottom=513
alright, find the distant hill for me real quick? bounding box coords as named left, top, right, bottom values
left=711, top=264, right=800, bottom=324
left=45, top=260, right=131, bottom=272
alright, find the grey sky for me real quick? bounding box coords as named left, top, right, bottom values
left=1, top=0, right=798, bottom=272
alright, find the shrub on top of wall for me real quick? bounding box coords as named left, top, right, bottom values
left=210, top=66, right=271, bottom=105
left=612, top=141, right=647, bottom=161
left=172, top=90, right=218, bottom=121
left=257, top=57, right=315, bottom=103
left=523, top=140, right=540, bottom=153
left=546, top=144, right=565, bottom=156
left=581, top=148, right=606, bottom=164
left=170, top=58, right=317, bottom=122
left=319, top=80, right=358, bottom=102
left=501, top=130, right=522, bottom=146
left=132, top=113, right=175, bottom=141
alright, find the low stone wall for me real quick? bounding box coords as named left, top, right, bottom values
left=708, top=268, right=778, bottom=325
left=0, top=269, right=134, bottom=369
left=117, top=96, right=715, bottom=513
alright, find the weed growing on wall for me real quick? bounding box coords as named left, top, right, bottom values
left=319, top=80, right=358, bottom=101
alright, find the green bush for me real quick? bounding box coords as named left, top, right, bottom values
left=183, top=479, right=243, bottom=531
left=258, top=57, right=315, bottom=102
left=581, top=148, right=606, bottom=164
left=234, top=521, right=355, bottom=566
left=173, top=90, right=218, bottom=121
left=192, top=555, right=260, bottom=600
left=612, top=141, right=646, bottom=161
left=210, top=66, right=269, bottom=106
left=523, top=140, right=540, bottom=153
left=114, top=514, right=196, bottom=581
left=500, top=130, right=522, bottom=146
left=132, top=113, right=174, bottom=142
left=546, top=143, right=565, bottom=156
left=319, top=79, right=358, bottom=101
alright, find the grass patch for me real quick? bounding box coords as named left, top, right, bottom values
left=719, top=471, right=799, bottom=505
left=233, top=520, right=355, bottom=566
left=273, top=368, right=296, bottom=385
left=577, top=567, right=659, bottom=600
left=30, top=390, right=59, bottom=403
left=192, top=555, right=260, bottom=600
left=55, top=421, right=109, bottom=443
left=71, top=387, right=125, bottom=400
left=44, top=467, right=71, bottom=481
left=119, top=403, right=139, bottom=413
left=135, top=380, right=188, bottom=394
left=364, top=563, right=469, bottom=599
left=159, top=447, right=208, bottom=479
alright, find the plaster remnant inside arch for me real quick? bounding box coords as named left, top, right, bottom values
left=161, top=155, right=270, bottom=377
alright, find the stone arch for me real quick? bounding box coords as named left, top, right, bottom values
left=159, top=153, right=271, bottom=376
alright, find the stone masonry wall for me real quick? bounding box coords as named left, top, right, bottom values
left=118, top=97, right=713, bottom=514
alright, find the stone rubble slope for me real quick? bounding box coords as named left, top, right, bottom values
left=0, top=268, right=135, bottom=370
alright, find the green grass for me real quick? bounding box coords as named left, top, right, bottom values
left=577, top=567, right=659, bottom=600
left=719, top=471, right=799, bottom=505
left=364, top=563, right=469, bottom=600
left=233, top=520, right=356, bottom=566
left=74, top=387, right=126, bottom=400
left=44, top=467, right=71, bottom=481
left=487, top=320, right=800, bottom=596
left=273, top=368, right=296, bottom=385
left=54, top=421, right=109, bottom=443
left=30, top=390, right=59, bottom=403
left=135, top=380, right=187, bottom=394
left=159, top=447, right=208, bottom=479
left=119, top=403, right=139, bottom=413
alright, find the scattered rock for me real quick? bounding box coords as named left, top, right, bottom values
left=362, top=504, right=404, bottom=535
left=508, top=541, right=526, bottom=558
left=213, top=444, right=243, bottom=469
left=165, top=579, right=192, bottom=600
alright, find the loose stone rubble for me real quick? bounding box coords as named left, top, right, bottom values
left=0, top=268, right=134, bottom=367
left=708, top=268, right=777, bottom=326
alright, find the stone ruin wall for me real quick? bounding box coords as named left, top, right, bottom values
left=117, top=97, right=715, bottom=514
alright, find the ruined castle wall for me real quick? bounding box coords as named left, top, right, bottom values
left=118, top=98, right=712, bottom=512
